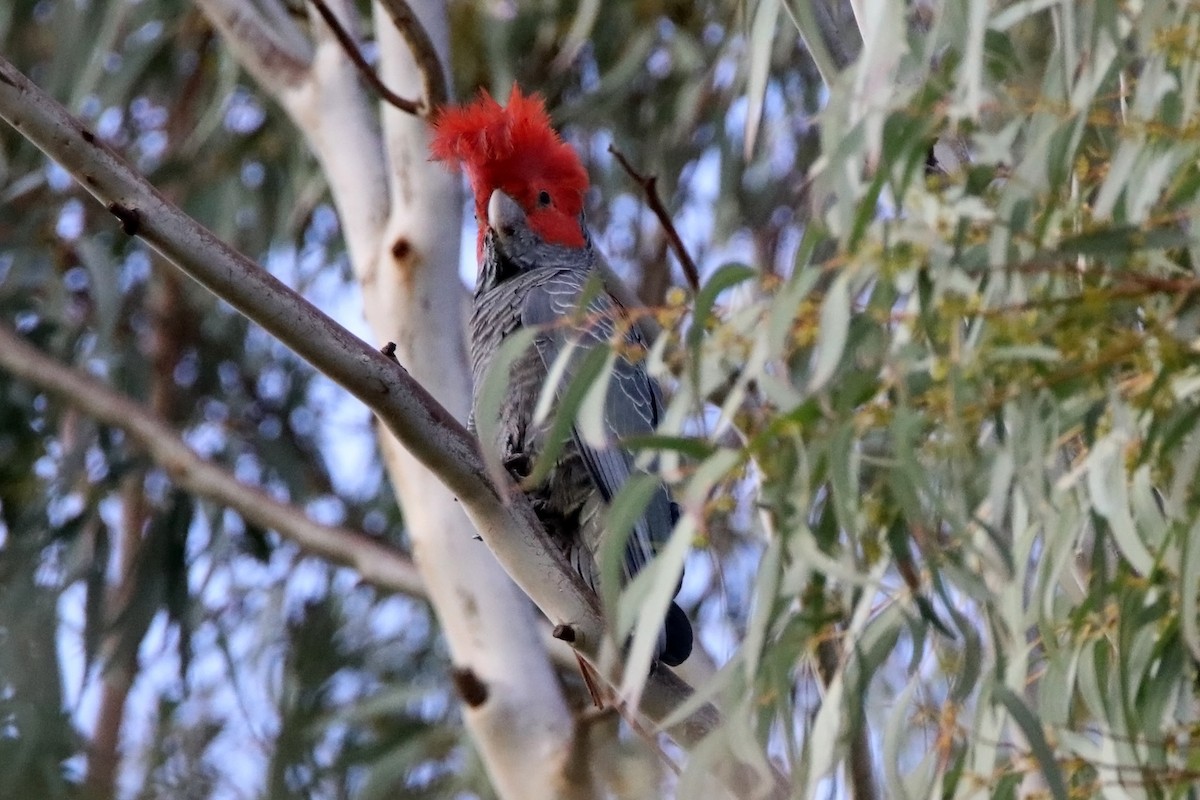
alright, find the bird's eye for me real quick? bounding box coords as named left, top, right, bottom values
left=537, top=190, right=552, bottom=207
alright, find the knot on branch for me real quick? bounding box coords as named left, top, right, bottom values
left=106, top=202, right=141, bottom=236
left=551, top=623, right=577, bottom=644
left=451, top=666, right=490, bottom=707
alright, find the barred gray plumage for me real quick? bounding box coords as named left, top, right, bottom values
left=470, top=190, right=692, bottom=667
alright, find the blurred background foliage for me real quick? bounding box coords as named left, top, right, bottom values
left=4, top=0, right=1200, bottom=797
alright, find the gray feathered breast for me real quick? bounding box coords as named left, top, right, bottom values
left=469, top=260, right=692, bottom=666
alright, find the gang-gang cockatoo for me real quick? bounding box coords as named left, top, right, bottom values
left=431, top=87, right=692, bottom=668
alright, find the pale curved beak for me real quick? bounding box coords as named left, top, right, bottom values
left=487, top=189, right=525, bottom=238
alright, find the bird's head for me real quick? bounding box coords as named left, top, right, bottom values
left=430, top=86, right=589, bottom=266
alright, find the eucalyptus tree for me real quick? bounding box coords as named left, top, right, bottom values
left=2, top=1, right=1199, bottom=799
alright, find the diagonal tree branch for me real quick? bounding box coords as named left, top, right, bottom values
left=257, top=0, right=315, bottom=62
left=0, top=318, right=590, bottom=682
left=0, top=322, right=427, bottom=599
left=0, top=54, right=742, bottom=762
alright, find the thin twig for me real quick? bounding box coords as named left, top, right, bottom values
left=608, top=144, right=701, bottom=293
left=376, top=0, right=449, bottom=112
left=306, top=0, right=424, bottom=115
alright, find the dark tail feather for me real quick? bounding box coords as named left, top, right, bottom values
left=658, top=601, right=693, bottom=667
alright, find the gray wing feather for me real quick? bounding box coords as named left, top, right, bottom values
left=521, top=272, right=673, bottom=579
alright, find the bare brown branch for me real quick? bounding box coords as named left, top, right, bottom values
left=85, top=262, right=190, bottom=800
left=816, top=636, right=879, bottom=800
left=376, top=0, right=448, bottom=111
left=85, top=673, right=130, bottom=800
left=608, top=144, right=701, bottom=293
left=306, top=0, right=424, bottom=115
